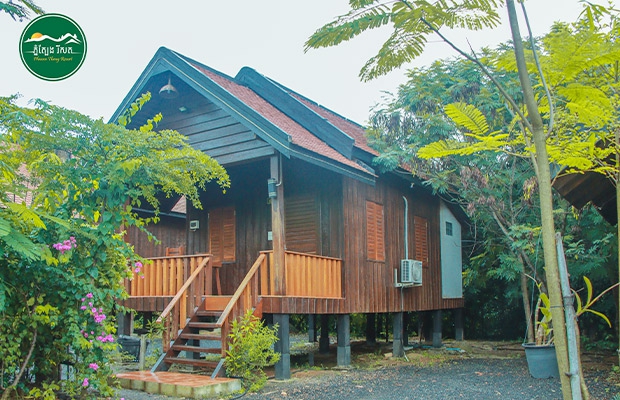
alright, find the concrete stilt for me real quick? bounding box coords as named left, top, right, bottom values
left=308, top=314, right=317, bottom=342
left=117, top=312, right=134, bottom=336
left=319, top=315, right=330, bottom=354
left=432, top=310, right=443, bottom=348
left=366, top=313, right=376, bottom=345
left=403, top=312, right=410, bottom=347
left=274, top=314, right=290, bottom=379
left=337, top=314, right=351, bottom=367
left=392, top=312, right=404, bottom=357
left=455, top=308, right=464, bottom=341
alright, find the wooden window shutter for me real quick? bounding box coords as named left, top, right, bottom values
left=366, top=201, right=385, bottom=261
left=285, top=195, right=318, bottom=254
left=413, top=215, right=429, bottom=266
left=209, top=206, right=236, bottom=264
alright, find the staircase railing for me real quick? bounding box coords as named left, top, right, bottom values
left=213, top=252, right=267, bottom=357
left=155, top=256, right=212, bottom=351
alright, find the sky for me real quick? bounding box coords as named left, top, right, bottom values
left=1, top=1, right=587, bottom=125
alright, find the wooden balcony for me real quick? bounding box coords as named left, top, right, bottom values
left=123, top=251, right=342, bottom=310
left=121, top=254, right=217, bottom=312
left=260, top=250, right=343, bottom=298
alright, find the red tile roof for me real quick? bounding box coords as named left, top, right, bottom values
left=290, top=94, right=379, bottom=157
left=190, top=64, right=373, bottom=176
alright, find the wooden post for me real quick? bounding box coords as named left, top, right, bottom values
left=270, top=156, right=286, bottom=295
left=393, top=312, right=404, bottom=357
left=274, top=314, right=290, bottom=380
left=432, top=309, right=442, bottom=348
left=337, top=314, right=351, bottom=366
left=366, top=313, right=376, bottom=345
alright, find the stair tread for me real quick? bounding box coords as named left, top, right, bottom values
left=195, top=310, right=222, bottom=317
left=179, top=333, right=222, bottom=341
left=164, top=357, right=220, bottom=367
left=188, top=322, right=219, bottom=329
left=172, top=344, right=221, bottom=353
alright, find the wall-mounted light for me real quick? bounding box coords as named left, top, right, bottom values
left=268, top=178, right=277, bottom=199
left=159, top=76, right=178, bottom=99
left=189, top=220, right=200, bottom=231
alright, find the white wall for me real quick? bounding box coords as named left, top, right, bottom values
left=440, top=201, right=463, bottom=299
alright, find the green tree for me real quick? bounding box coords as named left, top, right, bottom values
left=0, top=94, right=229, bottom=399
left=306, top=1, right=618, bottom=398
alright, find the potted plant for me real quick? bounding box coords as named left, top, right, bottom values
left=522, top=287, right=559, bottom=378
left=522, top=277, right=615, bottom=379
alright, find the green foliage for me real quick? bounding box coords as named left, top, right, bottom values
left=305, top=0, right=502, bottom=81
left=366, top=9, right=620, bottom=343
left=225, top=311, right=280, bottom=392
left=533, top=276, right=616, bottom=345
left=0, top=94, right=229, bottom=398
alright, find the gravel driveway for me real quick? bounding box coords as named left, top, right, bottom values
left=119, top=357, right=618, bottom=400
left=247, top=358, right=614, bottom=400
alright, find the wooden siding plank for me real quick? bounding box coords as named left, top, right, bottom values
left=214, top=145, right=275, bottom=165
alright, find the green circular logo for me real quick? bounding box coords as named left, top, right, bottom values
left=19, top=13, right=87, bottom=81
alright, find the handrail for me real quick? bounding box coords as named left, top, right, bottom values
left=215, top=253, right=266, bottom=327
left=157, top=256, right=211, bottom=323
left=147, top=253, right=211, bottom=261
left=281, top=250, right=342, bottom=262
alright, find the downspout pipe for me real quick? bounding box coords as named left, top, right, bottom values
left=403, top=196, right=409, bottom=260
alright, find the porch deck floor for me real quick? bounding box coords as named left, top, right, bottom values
left=116, top=371, right=241, bottom=399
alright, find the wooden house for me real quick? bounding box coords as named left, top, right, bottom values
left=112, top=47, right=465, bottom=378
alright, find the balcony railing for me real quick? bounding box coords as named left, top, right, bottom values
left=125, top=254, right=214, bottom=297
left=260, top=251, right=343, bottom=298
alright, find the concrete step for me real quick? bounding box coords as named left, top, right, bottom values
left=117, top=371, right=240, bottom=399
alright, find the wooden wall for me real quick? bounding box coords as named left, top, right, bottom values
left=186, top=159, right=272, bottom=295
left=127, top=214, right=186, bottom=258
left=157, top=92, right=275, bottom=165
left=264, top=173, right=464, bottom=315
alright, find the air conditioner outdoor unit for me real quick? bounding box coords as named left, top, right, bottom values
left=401, top=259, right=423, bottom=285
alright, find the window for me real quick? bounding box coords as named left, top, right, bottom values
left=366, top=201, right=385, bottom=261
left=285, top=195, right=318, bottom=254
left=208, top=206, right=236, bottom=264
left=414, top=215, right=429, bottom=266
left=446, top=221, right=453, bottom=236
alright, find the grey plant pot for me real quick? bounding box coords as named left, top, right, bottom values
left=522, top=343, right=560, bottom=379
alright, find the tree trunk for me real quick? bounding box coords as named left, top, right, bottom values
left=616, top=128, right=620, bottom=368
left=519, top=260, right=535, bottom=343
left=1, top=330, right=37, bottom=400
left=505, top=1, right=573, bottom=398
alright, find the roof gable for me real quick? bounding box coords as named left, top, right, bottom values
left=111, top=47, right=377, bottom=184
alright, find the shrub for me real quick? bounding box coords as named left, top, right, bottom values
left=225, top=311, right=280, bottom=392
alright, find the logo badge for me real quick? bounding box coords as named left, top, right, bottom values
left=19, top=13, right=87, bottom=81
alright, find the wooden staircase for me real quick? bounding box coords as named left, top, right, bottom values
left=154, top=295, right=232, bottom=376
left=151, top=254, right=267, bottom=377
